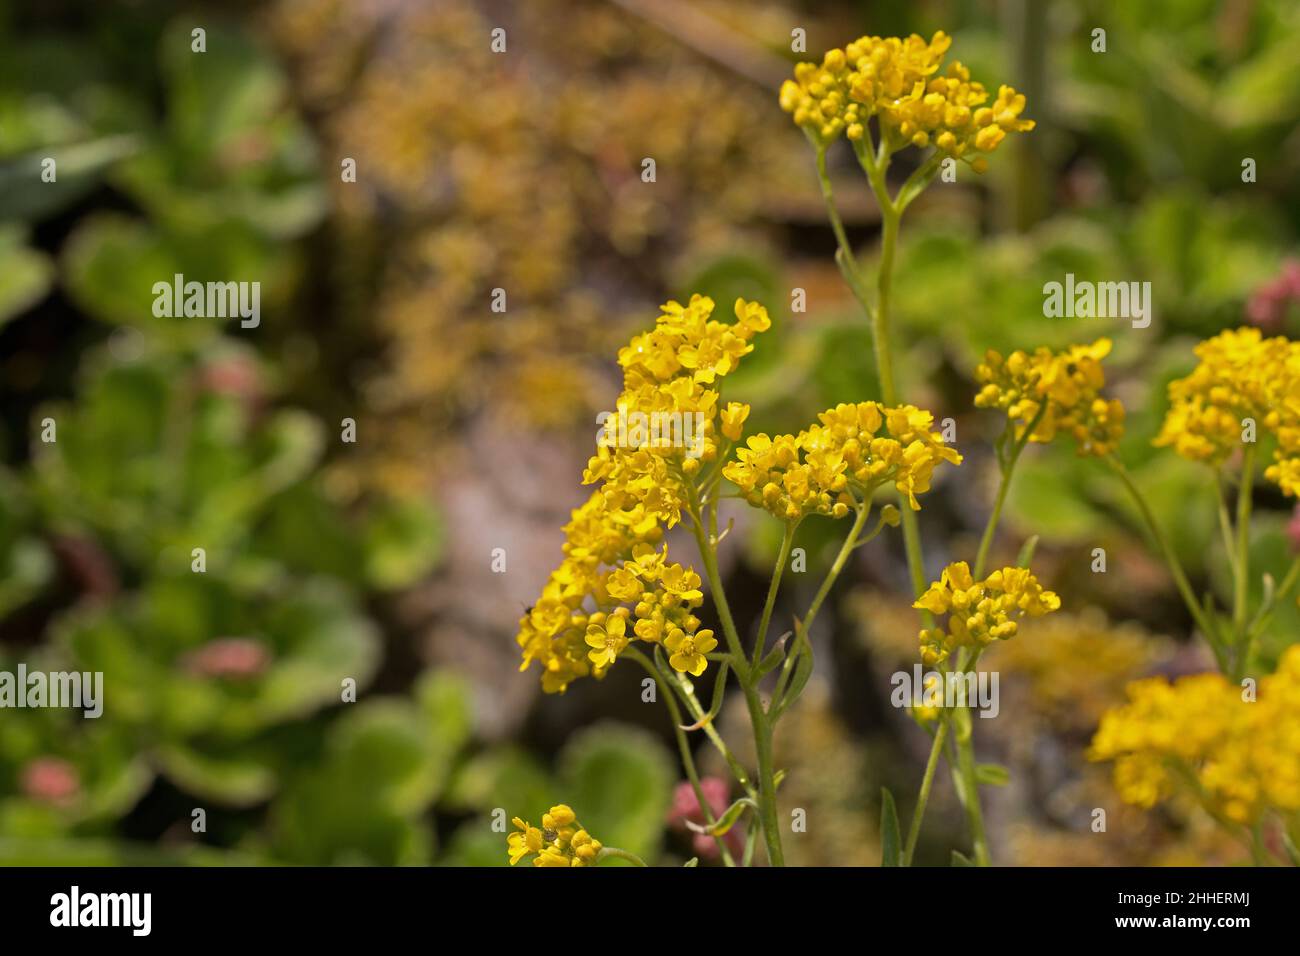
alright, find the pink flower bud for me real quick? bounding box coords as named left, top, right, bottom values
left=183, top=637, right=271, bottom=679
left=21, top=757, right=80, bottom=805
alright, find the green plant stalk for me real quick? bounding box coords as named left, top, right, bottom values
left=974, top=414, right=1042, bottom=579
left=949, top=651, right=991, bottom=866
left=668, top=670, right=754, bottom=794
left=908, top=423, right=1038, bottom=864
left=869, top=180, right=930, bottom=608
left=685, top=489, right=784, bottom=866
left=1232, top=445, right=1256, bottom=676
left=1108, top=455, right=1222, bottom=659
left=753, top=521, right=797, bottom=668
left=596, top=846, right=649, bottom=867
left=796, top=502, right=873, bottom=648
left=626, top=646, right=735, bottom=866
left=1243, top=555, right=1300, bottom=650
left=902, top=718, right=947, bottom=866
left=816, top=139, right=930, bottom=611
left=1215, top=473, right=1240, bottom=580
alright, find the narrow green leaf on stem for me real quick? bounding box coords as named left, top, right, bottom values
left=880, top=788, right=902, bottom=867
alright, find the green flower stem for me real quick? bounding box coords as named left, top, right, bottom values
left=664, top=658, right=755, bottom=796
left=819, top=137, right=931, bottom=617
left=973, top=412, right=1043, bottom=580
left=753, top=521, right=797, bottom=668
left=951, top=646, right=992, bottom=865
left=799, top=502, right=872, bottom=641
left=876, top=204, right=930, bottom=610
left=814, top=146, right=874, bottom=313
left=772, top=500, right=874, bottom=708
left=1244, top=555, right=1300, bottom=651
left=872, top=205, right=901, bottom=402
left=902, top=718, right=948, bottom=866
left=596, top=846, right=649, bottom=867
left=865, top=168, right=931, bottom=613
left=1232, top=444, right=1256, bottom=673
left=625, top=646, right=735, bottom=866
left=685, top=487, right=785, bottom=867
left=951, top=699, right=990, bottom=865
left=1214, top=473, right=1240, bottom=580
left=814, top=146, right=856, bottom=273
left=1108, top=455, right=1222, bottom=658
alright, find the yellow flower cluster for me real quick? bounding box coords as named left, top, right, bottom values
left=779, top=31, right=1034, bottom=169
left=1154, top=328, right=1300, bottom=496
left=516, top=493, right=719, bottom=691
left=582, top=295, right=769, bottom=527
left=518, top=296, right=769, bottom=692
left=1089, top=645, right=1300, bottom=826
left=508, top=805, right=603, bottom=867
left=974, top=339, right=1125, bottom=456
left=914, top=562, right=1061, bottom=665
left=723, top=402, right=961, bottom=520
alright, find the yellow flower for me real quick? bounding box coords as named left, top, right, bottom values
left=1155, top=328, right=1300, bottom=496
left=1090, top=645, right=1300, bottom=827
left=666, top=627, right=718, bottom=676
left=781, top=32, right=1033, bottom=169
left=508, top=817, right=544, bottom=866
left=914, top=562, right=1060, bottom=665
left=519, top=296, right=773, bottom=691
left=585, top=610, right=630, bottom=671
left=506, top=805, right=604, bottom=867
left=974, top=339, right=1124, bottom=456
left=542, top=804, right=576, bottom=829
left=720, top=401, right=750, bottom=442
left=724, top=402, right=960, bottom=519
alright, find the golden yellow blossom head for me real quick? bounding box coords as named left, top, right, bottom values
left=723, top=401, right=961, bottom=520
left=975, top=339, right=1124, bottom=456
left=1155, top=328, right=1300, bottom=497
left=508, top=806, right=604, bottom=867
left=1090, top=645, right=1300, bottom=826
left=780, top=31, right=1034, bottom=169
left=914, top=562, right=1060, bottom=665
left=519, top=296, right=774, bottom=692
left=585, top=295, right=771, bottom=527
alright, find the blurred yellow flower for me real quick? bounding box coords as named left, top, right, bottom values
left=1090, top=645, right=1300, bottom=827
left=974, top=339, right=1125, bottom=456
left=1155, top=328, right=1300, bottom=496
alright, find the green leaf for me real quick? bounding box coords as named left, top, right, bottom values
left=154, top=744, right=277, bottom=806
left=443, top=747, right=551, bottom=816
left=754, top=638, right=786, bottom=678
left=1015, top=536, right=1039, bottom=570
left=974, top=763, right=1010, bottom=787
left=0, top=838, right=262, bottom=867
left=880, top=787, right=902, bottom=867
left=772, top=628, right=814, bottom=721
left=951, top=850, right=975, bottom=867
left=362, top=496, right=444, bottom=590
left=687, top=797, right=753, bottom=838
left=0, top=136, right=139, bottom=223
left=0, top=226, right=53, bottom=325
